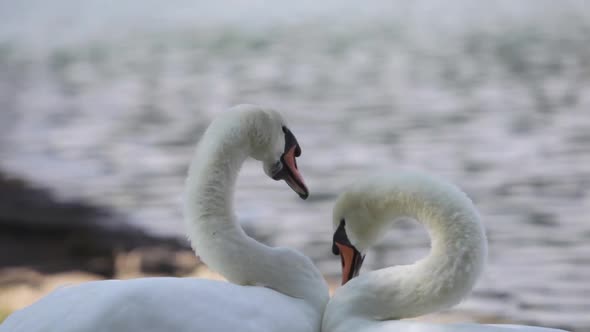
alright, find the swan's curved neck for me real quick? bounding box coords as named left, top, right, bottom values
left=186, top=125, right=248, bottom=225
left=183, top=116, right=328, bottom=309
left=325, top=176, right=487, bottom=330
left=184, top=119, right=249, bottom=276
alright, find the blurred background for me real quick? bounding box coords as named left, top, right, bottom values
left=0, top=0, right=589, bottom=330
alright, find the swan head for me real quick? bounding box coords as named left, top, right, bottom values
left=331, top=187, right=386, bottom=285
left=330, top=180, right=400, bottom=285
left=236, top=105, right=309, bottom=199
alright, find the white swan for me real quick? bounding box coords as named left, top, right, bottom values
left=1, top=105, right=329, bottom=332
left=322, top=172, right=568, bottom=332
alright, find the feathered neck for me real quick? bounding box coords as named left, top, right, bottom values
left=183, top=112, right=328, bottom=312
left=324, top=173, right=487, bottom=331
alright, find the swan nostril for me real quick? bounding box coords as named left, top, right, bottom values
left=270, top=161, right=282, bottom=175
left=332, top=244, right=340, bottom=255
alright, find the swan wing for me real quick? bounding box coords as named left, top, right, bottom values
left=0, top=278, right=318, bottom=332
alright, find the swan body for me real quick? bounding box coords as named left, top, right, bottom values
left=323, top=172, right=568, bottom=332
left=1, top=105, right=329, bottom=332
left=2, top=278, right=320, bottom=332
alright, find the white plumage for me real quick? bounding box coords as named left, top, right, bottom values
left=1, top=105, right=329, bottom=332
left=323, top=172, right=568, bottom=332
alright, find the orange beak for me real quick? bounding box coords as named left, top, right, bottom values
left=279, top=145, right=308, bottom=199
left=271, top=126, right=309, bottom=199
left=334, top=242, right=364, bottom=285
left=332, top=220, right=365, bottom=285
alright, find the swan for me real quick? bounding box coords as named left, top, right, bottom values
left=322, top=172, right=569, bottom=332
left=1, top=104, right=329, bottom=332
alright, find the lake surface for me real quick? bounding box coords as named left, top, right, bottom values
left=1, top=1, right=589, bottom=330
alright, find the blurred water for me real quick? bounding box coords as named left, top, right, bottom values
left=1, top=1, right=590, bottom=330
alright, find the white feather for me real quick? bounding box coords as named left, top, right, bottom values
left=1, top=105, right=329, bottom=332
left=322, top=172, right=567, bottom=332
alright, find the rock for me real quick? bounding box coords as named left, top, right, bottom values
left=139, top=247, right=200, bottom=276
left=0, top=268, right=43, bottom=288
left=0, top=270, right=103, bottom=313
left=0, top=170, right=194, bottom=278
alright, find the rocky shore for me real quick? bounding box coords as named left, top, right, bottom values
left=0, top=171, right=201, bottom=318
